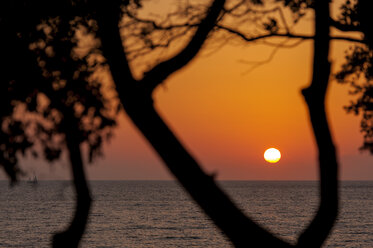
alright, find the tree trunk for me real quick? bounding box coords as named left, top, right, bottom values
left=297, top=1, right=339, bottom=247
left=52, top=118, right=92, bottom=248
left=124, top=92, right=292, bottom=247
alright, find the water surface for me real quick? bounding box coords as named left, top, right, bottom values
left=1, top=181, right=372, bottom=247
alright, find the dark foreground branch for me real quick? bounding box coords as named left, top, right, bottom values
left=119, top=96, right=291, bottom=247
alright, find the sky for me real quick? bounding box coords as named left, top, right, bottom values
left=1, top=1, right=373, bottom=181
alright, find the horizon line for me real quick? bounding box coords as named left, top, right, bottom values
left=1, top=179, right=373, bottom=182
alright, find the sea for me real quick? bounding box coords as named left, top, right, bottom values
left=0, top=180, right=373, bottom=247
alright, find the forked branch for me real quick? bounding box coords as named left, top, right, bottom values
left=140, top=0, right=226, bottom=92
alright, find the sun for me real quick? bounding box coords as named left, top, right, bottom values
left=264, top=148, right=281, bottom=163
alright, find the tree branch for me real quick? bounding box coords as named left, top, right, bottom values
left=217, top=24, right=366, bottom=45
left=123, top=10, right=199, bottom=31
left=330, top=17, right=361, bottom=33
left=140, top=0, right=225, bottom=93
left=239, top=38, right=291, bottom=74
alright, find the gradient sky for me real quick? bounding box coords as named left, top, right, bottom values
left=1, top=1, right=372, bottom=181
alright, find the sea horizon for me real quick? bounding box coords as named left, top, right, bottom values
left=2, top=179, right=373, bottom=182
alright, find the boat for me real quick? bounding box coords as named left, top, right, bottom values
left=27, top=175, right=38, bottom=185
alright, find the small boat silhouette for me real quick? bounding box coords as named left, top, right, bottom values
left=27, top=175, right=38, bottom=185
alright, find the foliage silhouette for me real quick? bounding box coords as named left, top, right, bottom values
left=335, top=0, right=373, bottom=154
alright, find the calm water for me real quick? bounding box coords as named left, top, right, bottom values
left=1, top=181, right=373, bottom=247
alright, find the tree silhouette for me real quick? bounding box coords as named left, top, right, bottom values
left=35, top=17, right=117, bottom=248
left=0, top=2, right=117, bottom=247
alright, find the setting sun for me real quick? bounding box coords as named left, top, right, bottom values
left=264, top=148, right=281, bottom=163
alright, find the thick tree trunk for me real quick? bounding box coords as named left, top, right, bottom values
left=52, top=119, right=92, bottom=248
left=124, top=92, right=292, bottom=247
left=297, top=1, right=339, bottom=247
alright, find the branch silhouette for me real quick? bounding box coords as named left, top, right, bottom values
left=216, top=24, right=365, bottom=44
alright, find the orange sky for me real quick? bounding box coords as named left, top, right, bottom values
left=1, top=1, right=373, bottom=181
